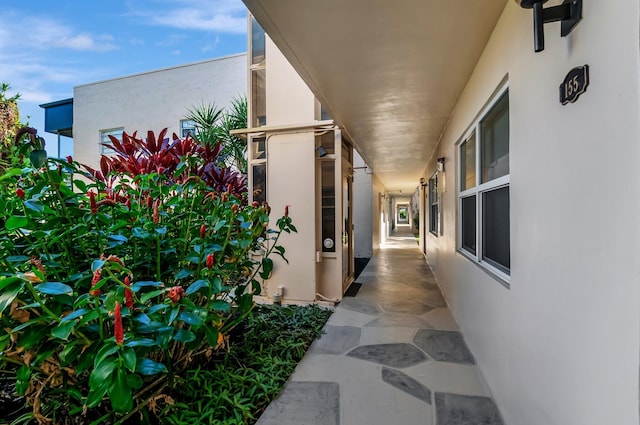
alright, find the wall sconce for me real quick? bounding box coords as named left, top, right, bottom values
left=419, top=177, right=427, bottom=187
left=437, top=157, right=445, bottom=172
left=515, top=0, right=582, bottom=53
left=316, top=146, right=328, bottom=157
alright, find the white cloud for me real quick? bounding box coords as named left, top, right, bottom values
left=8, top=17, right=117, bottom=52
left=130, top=0, right=247, bottom=34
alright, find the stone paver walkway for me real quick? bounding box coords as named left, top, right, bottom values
left=257, top=229, right=504, bottom=425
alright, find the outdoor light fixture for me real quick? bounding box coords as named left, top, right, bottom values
left=316, top=146, right=328, bottom=157
left=420, top=177, right=427, bottom=187
left=515, top=0, right=582, bottom=52
left=437, top=157, right=445, bottom=172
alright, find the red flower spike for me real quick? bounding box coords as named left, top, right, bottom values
left=251, top=201, right=259, bottom=208
left=146, top=195, right=152, bottom=209
left=15, top=188, right=25, bottom=199
left=221, top=193, right=228, bottom=203
left=285, top=205, right=290, bottom=217
left=168, top=286, right=185, bottom=303
left=66, top=155, right=73, bottom=164
left=124, top=276, right=133, bottom=309
left=90, top=269, right=102, bottom=296
left=114, top=301, right=124, bottom=345
left=200, top=224, right=206, bottom=239
left=231, top=204, right=238, bottom=214
left=88, top=191, right=97, bottom=214
left=206, top=253, right=214, bottom=270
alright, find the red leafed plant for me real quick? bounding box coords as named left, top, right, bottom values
left=84, top=129, right=247, bottom=198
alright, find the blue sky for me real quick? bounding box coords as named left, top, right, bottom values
left=1, top=0, right=248, bottom=157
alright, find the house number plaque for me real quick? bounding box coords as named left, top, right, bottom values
left=560, top=65, right=589, bottom=105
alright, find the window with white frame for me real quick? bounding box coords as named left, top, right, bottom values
left=458, top=89, right=510, bottom=278
left=180, top=120, right=196, bottom=138
left=429, top=172, right=439, bottom=235
left=249, top=136, right=267, bottom=204
left=100, top=127, right=123, bottom=155
left=250, top=15, right=266, bottom=128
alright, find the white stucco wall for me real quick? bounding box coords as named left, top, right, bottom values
left=422, top=2, right=640, bottom=424
left=73, top=54, right=247, bottom=168
left=353, top=150, right=373, bottom=258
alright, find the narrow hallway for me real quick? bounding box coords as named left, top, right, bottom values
left=258, top=230, right=504, bottom=425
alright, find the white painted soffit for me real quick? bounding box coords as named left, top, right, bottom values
left=243, top=0, right=507, bottom=195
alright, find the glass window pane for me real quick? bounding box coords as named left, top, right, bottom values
left=251, top=17, right=265, bottom=65
left=100, top=128, right=123, bottom=155
left=461, top=195, right=476, bottom=254
left=181, top=120, right=196, bottom=138
left=252, top=137, right=266, bottom=160
left=321, top=161, right=336, bottom=252
left=252, top=163, right=266, bottom=203
left=251, top=69, right=266, bottom=127
left=481, top=93, right=509, bottom=183
left=320, top=103, right=332, bottom=121
left=429, top=176, right=438, bottom=234
left=460, top=132, right=476, bottom=190
left=482, top=186, right=510, bottom=272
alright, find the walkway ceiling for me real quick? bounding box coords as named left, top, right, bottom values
left=243, top=0, right=507, bottom=195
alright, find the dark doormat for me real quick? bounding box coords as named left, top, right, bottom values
left=344, top=282, right=362, bottom=297
left=354, top=257, right=370, bottom=280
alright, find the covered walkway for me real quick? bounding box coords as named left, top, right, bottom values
left=257, top=229, right=504, bottom=425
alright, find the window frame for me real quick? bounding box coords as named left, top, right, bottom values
left=457, top=85, right=510, bottom=285
left=180, top=119, right=196, bottom=138
left=249, top=14, right=266, bottom=128
left=99, top=127, right=123, bottom=155
left=428, top=171, right=439, bottom=236
left=248, top=135, right=267, bottom=204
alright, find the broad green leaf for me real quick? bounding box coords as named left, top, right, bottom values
left=203, top=326, right=219, bottom=347
left=51, top=321, right=74, bottom=340
left=131, top=281, right=162, bottom=292
left=6, top=216, right=28, bottom=230
left=140, top=289, right=166, bottom=304
left=174, top=269, right=193, bottom=280
left=91, top=259, right=105, bottom=272
left=178, top=311, right=203, bottom=326
left=86, top=382, right=109, bottom=409
left=168, top=305, right=180, bottom=325
left=94, top=343, right=118, bottom=368
left=61, top=308, right=89, bottom=323
left=124, top=338, right=156, bottom=348
left=154, top=226, right=167, bottom=235
left=121, top=347, right=136, bottom=372
left=134, top=313, right=151, bottom=325
left=107, top=234, right=128, bottom=243
left=0, top=280, right=23, bottom=313
left=185, top=279, right=208, bottom=296
left=89, top=357, right=118, bottom=389
left=173, top=329, right=196, bottom=343
left=127, top=373, right=143, bottom=390
left=59, top=340, right=80, bottom=365
left=6, top=255, right=29, bottom=264
left=0, top=168, right=23, bottom=181
left=24, top=199, right=44, bottom=212
left=136, top=358, right=168, bottom=376
left=211, top=300, right=230, bottom=312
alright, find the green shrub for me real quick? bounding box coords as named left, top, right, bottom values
left=0, top=129, right=295, bottom=422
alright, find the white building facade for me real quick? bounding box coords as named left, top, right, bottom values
left=73, top=54, right=247, bottom=169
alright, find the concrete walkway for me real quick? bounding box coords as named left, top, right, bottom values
left=257, top=229, right=504, bottom=425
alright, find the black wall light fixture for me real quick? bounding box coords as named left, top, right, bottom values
left=516, top=0, right=582, bottom=52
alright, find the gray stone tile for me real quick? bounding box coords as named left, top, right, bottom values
left=435, top=393, right=503, bottom=425
left=413, top=329, right=475, bottom=364
left=339, top=297, right=380, bottom=315
left=365, top=313, right=433, bottom=329
left=309, top=325, right=361, bottom=355
left=379, top=299, right=434, bottom=315
left=256, top=381, right=340, bottom=425
left=347, top=343, right=428, bottom=368
left=382, top=367, right=432, bottom=404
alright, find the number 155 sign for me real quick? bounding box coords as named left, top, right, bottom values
left=560, top=65, right=589, bottom=105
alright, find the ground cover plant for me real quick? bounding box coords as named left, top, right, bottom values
left=0, top=127, right=304, bottom=424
